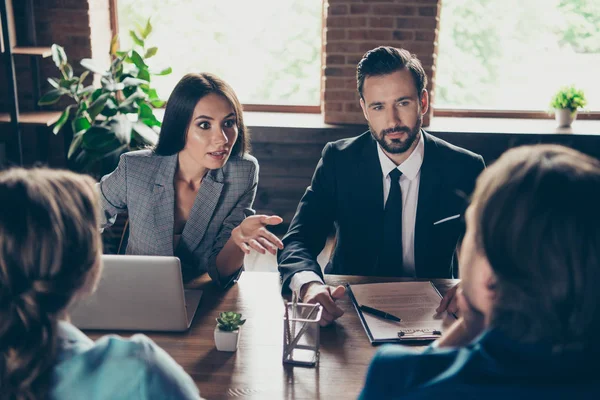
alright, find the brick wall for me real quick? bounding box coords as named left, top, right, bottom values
left=322, top=0, right=441, bottom=126
left=0, top=0, right=111, bottom=168
left=0, top=0, right=109, bottom=112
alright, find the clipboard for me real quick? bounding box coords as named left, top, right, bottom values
left=346, top=282, right=446, bottom=344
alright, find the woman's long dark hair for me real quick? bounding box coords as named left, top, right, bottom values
left=471, top=145, right=600, bottom=350
left=154, top=73, right=249, bottom=156
left=0, top=168, right=102, bottom=400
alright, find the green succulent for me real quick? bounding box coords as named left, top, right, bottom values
left=550, top=86, right=587, bottom=112
left=216, top=311, right=246, bottom=332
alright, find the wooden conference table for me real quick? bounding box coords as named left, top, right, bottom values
left=87, top=272, right=458, bottom=400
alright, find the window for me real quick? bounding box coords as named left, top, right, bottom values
left=435, top=0, right=600, bottom=113
left=116, top=0, right=322, bottom=108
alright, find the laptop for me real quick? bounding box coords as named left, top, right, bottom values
left=69, top=255, right=202, bottom=332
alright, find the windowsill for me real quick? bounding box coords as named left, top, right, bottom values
left=153, top=108, right=600, bottom=135
left=427, top=116, right=600, bottom=136
left=244, top=112, right=600, bottom=135
left=153, top=108, right=345, bottom=130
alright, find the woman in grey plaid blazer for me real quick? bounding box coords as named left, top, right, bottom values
left=98, top=73, right=283, bottom=287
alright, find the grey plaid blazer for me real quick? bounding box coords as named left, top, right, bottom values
left=98, top=149, right=258, bottom=285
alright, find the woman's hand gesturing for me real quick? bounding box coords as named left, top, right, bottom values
left=231, top=215, right=284, bottom=255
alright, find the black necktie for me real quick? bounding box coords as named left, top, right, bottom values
left=380, top=168, right=403, bottom=275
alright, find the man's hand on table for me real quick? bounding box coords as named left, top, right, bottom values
left=300, top=282, right=346, bottom=326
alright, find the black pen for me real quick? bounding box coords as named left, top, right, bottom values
left=360, top=305, right=401, bottom=322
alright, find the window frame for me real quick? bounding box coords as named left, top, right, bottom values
left=109, top=0, right=324, bottom=114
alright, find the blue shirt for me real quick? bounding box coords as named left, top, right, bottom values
left=360, top=329, right=599, bottom=400
left=51, top=321, right=203, bottom=400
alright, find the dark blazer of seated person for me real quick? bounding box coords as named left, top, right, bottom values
left=278, top=130, right=484, bottom=289
left=360, top=145, right=600, bottom=399
left=99, top=73, right=283, bottom=287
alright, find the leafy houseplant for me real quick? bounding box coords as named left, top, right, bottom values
left=39, top=19, right=172, bottom=177
left=550, top=86, right=587, bottom=128
left=215, top=311, right=246, bottom=352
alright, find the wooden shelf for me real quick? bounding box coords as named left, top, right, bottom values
left=0, top=111, right=61, bottom=126
left=11, top=46, right=52, bottom=58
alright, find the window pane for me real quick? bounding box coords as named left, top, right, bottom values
left=436, top=0, right=600, bottom=111
left=117, top=0, right=322, bottom=105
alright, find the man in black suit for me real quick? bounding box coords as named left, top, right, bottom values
left=277, top=46, right=485, bottom=325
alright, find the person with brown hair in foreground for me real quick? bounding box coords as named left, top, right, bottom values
left=0, top=168, right=202, bottom=400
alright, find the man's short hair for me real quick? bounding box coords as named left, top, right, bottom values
left=471, top=145, right=600, bottom=350
left=356, top=46, right=427, bottom=100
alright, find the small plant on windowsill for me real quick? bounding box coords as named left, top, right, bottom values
left=214, top=312, right=246, bottom=352
left=550, top=86, right=587, bottom=128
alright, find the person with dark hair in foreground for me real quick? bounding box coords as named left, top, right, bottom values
left=278, top=46, right=485, bottom=325
left=0, top=168, right=202, bottom=400
left=360, top=145, right=600, bottom=399
left=99, top=73, right=283, bottom=287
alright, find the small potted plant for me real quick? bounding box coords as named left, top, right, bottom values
left=550, top=86, right=587, bottom=128
left=214, top=311, right=246, bottom=352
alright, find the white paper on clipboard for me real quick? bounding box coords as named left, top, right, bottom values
left=348, top=281, right=456, bottom=343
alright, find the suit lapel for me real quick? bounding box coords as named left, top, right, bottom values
left=152, top=154, right=178, bottom=254
left=355, top=134, right=385, bottom=268
left=414, top=132, right=443, bottom=276
left=180, top=167, right=224, bottom=252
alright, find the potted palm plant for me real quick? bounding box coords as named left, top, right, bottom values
left=215, top=311, right=246, bottom=352
left=39, top=19, right=171, bottom=177
left=550, top=86, right=587, bottom=128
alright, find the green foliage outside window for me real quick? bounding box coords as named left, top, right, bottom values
left=117, top=0, right=322, bottom=106
left=558, top=0, right=600, bottom=53
left=436, top=0, right=600, bottom=111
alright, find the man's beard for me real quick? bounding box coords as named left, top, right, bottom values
left=371, top=114, right=422, bottom=154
